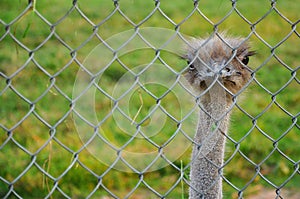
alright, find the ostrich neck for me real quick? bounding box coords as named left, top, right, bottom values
left=189, top=83, right=231, bottom=199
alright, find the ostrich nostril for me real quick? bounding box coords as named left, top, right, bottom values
left=236, top=71, right=242, bottom=76
left=220, top=67, right=232, bottom=77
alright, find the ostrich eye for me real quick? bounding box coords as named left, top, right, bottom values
left=242, top=56, right=249, bottom=65
left=187, top=61, right=195, bottom=71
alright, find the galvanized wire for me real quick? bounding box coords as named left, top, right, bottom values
left=0, top=0, right=299, bottom=198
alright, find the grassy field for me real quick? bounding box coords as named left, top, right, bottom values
left=0, top=0, right=299, bottom=198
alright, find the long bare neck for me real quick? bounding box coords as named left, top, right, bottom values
left=189, top=83, right=231, bottom=199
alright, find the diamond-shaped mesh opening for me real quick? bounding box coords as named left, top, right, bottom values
left=9, top=12, right=51, bottom=50
left=0, top=88, right=30, bottom=129
left=10, top=61, right=50, bottom=102
left=1, top=0, right=299, bottom=198
left=0, top=35, right=29, bottom=77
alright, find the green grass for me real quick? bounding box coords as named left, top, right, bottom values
left=0, top=0, right=299, bottom=198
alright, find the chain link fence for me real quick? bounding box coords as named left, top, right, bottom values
left=0, top=0, right=299, bottom=198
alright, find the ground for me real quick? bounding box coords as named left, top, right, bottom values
left=249, top=188, right=300, bottom=199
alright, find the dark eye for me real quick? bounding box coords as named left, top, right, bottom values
left=187, top=61, right=195, bottom=71
left=242, top=56, right=249, bottom=65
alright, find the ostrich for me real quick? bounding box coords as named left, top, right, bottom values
left=183, top=33, right=255, bottom=199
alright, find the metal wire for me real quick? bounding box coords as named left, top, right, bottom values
left=0, top=0, right=299, bottom=198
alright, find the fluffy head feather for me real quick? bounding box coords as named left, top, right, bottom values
left=184, top=33, right=255, bottom=96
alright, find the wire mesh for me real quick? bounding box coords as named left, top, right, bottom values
left=0, top=0, right=299, bottom=198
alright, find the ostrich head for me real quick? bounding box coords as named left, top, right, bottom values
left=184, top=34, right=255, bottom=101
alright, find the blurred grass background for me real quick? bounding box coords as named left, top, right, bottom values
left=0, top=0, right=299, bottom=198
